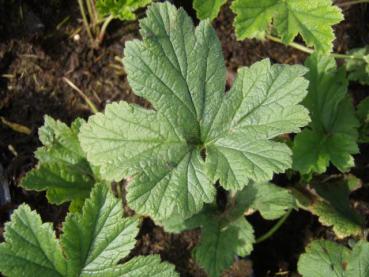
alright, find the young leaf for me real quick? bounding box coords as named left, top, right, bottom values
left=298, top=240, right=369, bottom=277
left=96, top=0, right=151, bottom=21
left=310, top=176, right=364, bottom=238
left=193, top=0, right=226, bottom=20
left=345, top=46, right=369, bottom=85
left=20, top=116, right=98, bottom=207
left=79, top=2, right=310, bottom=221
left=356, top=96, right=369, bottom=143
left=0, top=183, right=178, bottom=277
left=161, top=182, right=294, bottom=276
left=293, top=54, right=359, bottom=174
left=231, top=0, right=343, bottom=53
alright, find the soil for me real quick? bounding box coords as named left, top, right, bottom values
left=0, top=0, right=369, bottom=276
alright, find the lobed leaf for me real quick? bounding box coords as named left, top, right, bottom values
left=345, top=46, right=369, bottom=85
left=293, top=54, right=359, bottom=174
left=80, top=2, right=310, bottom=221
left=298, top=239, right=369, bottom=277
left=20, top=116, right=97, bottom=207
left=231, top=0, right=343, bottom=53
left=0, top=183, right=178, bottom=277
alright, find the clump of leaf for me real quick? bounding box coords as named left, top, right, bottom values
left=298, top=239, right=369, bottom=277
left=231, top=0, right=343, bottom=54
left=162, top=182, right=295, bottom=277
left=21, top=116, right=100, bottom=210
left=193, top=0, right=226, bottom=20
left=0, top=183, right=178, bottom=277
left=96, top=0, right=151, bottom=21
left=296, top=175, right=364, bottom=239
left=293, top=54, right=359, bottom=175
left=345, top=46, right=369, bottom=85
left=79, top=2, right=310, bottom=222
left=356, top=96, right=369, bottom=143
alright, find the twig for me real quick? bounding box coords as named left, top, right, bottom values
left=266, top=34, right=365, bottom=61
left=0, top=117, right=32, bottom=135
left=255, top=209, right=293, bottom=244
left=63, top=77, right=99, bottom=113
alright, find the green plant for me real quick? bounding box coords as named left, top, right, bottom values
left=292, top=54, right=359, bottom=175
left=77, top=0, right=151, bottom=47
left=76, top=2, right=310, bottom=275
left=0, top=183, right=178, bottom=276
left=298, top=239, right=369, bottom=277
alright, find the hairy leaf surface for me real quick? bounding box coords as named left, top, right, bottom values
left=231, top=0, right=343, bottom=53
left=298, top=240, right=369, bottom=277
left=0, top=184, right=178, bottom=277
left=80, top=2, right=309, bottom=221
left=21, top=116, right=97, bottom=207
left=293, top=54, right=359, bottom=174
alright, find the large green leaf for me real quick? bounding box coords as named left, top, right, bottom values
left=20, top=116, right=97, bottom=207
left=193, top=0, right=226, bottom=20
left=96, top=0, right=151, bottom=21
left=298, top=240, right=369, bottom=277
left=0, top=183, right=178, bottom=277
left=293, top=54, right=359, bottom=174
left=231, top=0, right=343, bottom=53
left=79, top=2, right=310, bottom=221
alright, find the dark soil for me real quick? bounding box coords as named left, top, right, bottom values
left=0, top=0, right=369, bottom=276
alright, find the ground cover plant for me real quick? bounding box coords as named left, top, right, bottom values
left=0, top=0, right=369, bottom=276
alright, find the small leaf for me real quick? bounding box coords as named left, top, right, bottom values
left=21, top=116, right=97, bottom=207
left=242, top=182, right=296, bottom=220
left=96, top=0, right=151, bottom=21
left=231, top=0, right=343, bottom=53
left=293, top=54, right=359, bottom=174
left=310, top=176, right=364, bottom=238
left=298, top=240, right=350, bottom=277
left=0, top=205, right=67, bottom=277
left=193, top=0, right=226, bottom=20
left=298, top=239, right=369, bottom=277
left=193, top=218, right=255, bottom=277
left=345, top=46, right=369, bottom=85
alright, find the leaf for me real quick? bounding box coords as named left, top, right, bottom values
left=345, top=46, right=369, bottom=85
left=242, top=182, right=296, bottom=220
left=20, top=116, right=97, bottom=207
left=0, top=183, right=178, bottom=277
left=96, top=0, right=152, bottom=21
left=0, top=205, right=67, bottom=277
left=310, top=176, right=364, bottom=238
left=61, top=183, right=140, bottom=275
left=231, top=0, right=343, bottom=53
left=293, top=54, right=359, bottom=174
left=193, top=0, right=226, bottom=20
left=80, top=2, right=310, bottom=221
left=298, top=240, right=369, bottom=277
left=357, top=96, right=369, bottom=143
left=298, top=240, right=350, bottom=277
left=193, top=217, right=255, bottom=277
